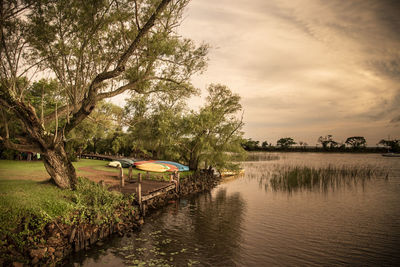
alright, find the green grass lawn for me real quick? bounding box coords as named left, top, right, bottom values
left=0, top=159, right=193, bottom=181
left=0, top=179, right=76, bottom=231
left=0, top=159, right=106, bottom=180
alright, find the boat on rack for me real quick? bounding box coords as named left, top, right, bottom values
left=134, top=160, right=189, bottom=171
left=135, top=162, right=170, bottom=173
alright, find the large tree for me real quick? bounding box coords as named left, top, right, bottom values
left=276, top=137, right=296, bottom=149
left=0, top=0, right=207, bottom=188
left=378, top=139, right=400, bottom=152
left=180, top=84, right=244, bottom=170
left=345, top=136, right=366, bottom=150
left=318, top=135, right=338, bottom=150
left=241, top=138, right=260, bottom=151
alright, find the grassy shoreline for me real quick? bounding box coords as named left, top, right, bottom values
left=0, top=176, right=136, bottom=265
left=0, top=159, right=198, bottom=265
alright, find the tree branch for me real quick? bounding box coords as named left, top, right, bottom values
left=64, top=0, right=172, bottom=134
left=96, top=80, right=140, bottom=100
left=0, top=136, right=43, bottom=153
left=89, top=0, right=172, bottom=89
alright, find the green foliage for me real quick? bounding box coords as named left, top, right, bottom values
left=66, top=101, right=124, bottom=157
left=318, top=135, right=338, bottom=150
left=345, top=136, right=366, bottom=149
left=276, top=137, right=296, bottom=149
left=68, top=177, right=126, bottom=224
left=1, top=0, right=208, bottom=188
left=261, top=141, right=269, bottom=149
left=121, top=84, right=245, bottom=170
left=24, top=0, right=207, bottom=112
left=0, top=180, right=75, bottom=250
left=378, top=139, right=399, bottom=152
left=180, top=84, right=245, bottom=170
left=241, top=138, right=260, bottom=151
left=123, top=92, right=188, bottom=159
left=0, top=176, right=129, bottom=252
left=269, top=164, right=388, bottom=192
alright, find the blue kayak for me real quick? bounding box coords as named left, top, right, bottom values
left=154, top=160, right=189, bottom=171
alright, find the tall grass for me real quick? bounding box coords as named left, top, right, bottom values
left=269, top=165, right=389, bottom=192
left=245, top=152, right=281, bottom=162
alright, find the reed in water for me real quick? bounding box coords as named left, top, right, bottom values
left=245, top=152, right=281, bottom=162
left=269, top=165, right=389, bottom=192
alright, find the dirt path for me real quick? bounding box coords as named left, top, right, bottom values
left=77, top=166, right=119, bottom=185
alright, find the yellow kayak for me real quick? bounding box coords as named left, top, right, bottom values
left=136, top=163, right=169, bottom=173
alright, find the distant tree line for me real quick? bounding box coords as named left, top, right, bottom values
left=241, top=135, right=399, bottom=153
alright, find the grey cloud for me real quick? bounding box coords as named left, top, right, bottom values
left=390, top=115, right=400, bottom=123
left=367, top=58, right=400, bottom=81
left=179, top=0, right=400, bottom=145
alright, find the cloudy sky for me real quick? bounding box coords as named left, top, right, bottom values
left=178, top=0, right=400, bottom=146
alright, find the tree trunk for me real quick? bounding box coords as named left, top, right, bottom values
left=189, top=151, right=199, bottom=171
left=42, top=142, right=77, bottom=189
left=93, top=139, right=97, bottom=154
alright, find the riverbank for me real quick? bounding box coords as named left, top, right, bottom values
left=0, top=169, right=219, bottom=266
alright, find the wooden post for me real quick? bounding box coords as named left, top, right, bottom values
left=128, top=165, right=132, bottom=180
left=119, top=166, right=124, bottom=187
left=170, top=174, right=173, bottom=182
left=138, top=181, right=142, bottom=212
left=176, top=172, right=180, bottom=193
left=138, top=173, right=142, bottom=183
left=142, top=203, right=146, bottom=216
left=146, top=171, right=150, bottom=180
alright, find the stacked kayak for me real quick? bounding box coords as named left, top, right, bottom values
left=108, top=161, right=122, bottom=168
left=136, top=163, right=170, bottom=173
left=134, top=160, right=189, bottom=172
left=155, top=161, right=189, bottom=171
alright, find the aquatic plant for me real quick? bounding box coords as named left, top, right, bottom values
left=269, top=165, right=389, bottom=192
left=245, top=152, right=281, bottom=162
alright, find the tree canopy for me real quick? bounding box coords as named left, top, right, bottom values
left=318, top=135, right=338, bottom=150
left=345, top=136, right=366, bottom=149
left=378, top=139, right=399, bottom=152
left=276, top=137, right=296, bottom=149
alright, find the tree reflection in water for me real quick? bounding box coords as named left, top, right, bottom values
left=65, top=188, right=246, bottom=267
left=190, top=188, right=246, bottom=266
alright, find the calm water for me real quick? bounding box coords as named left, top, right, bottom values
left=68, top=153, right=400, bottom=266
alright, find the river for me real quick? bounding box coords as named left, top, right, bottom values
left=67, top=153, right=400, bottom=266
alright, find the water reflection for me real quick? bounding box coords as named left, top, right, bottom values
left=190, top=189, right=246, bottom=266
left=67, top=188, right=246, bottom=266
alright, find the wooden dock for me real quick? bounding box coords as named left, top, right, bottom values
left=111, top=171, right=180, bottom=216
left=80, top=155, right=180, bottom=215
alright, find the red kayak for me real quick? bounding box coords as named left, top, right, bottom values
left=160, top=163, right=179, bottom=172
left=133, top=160, right=155, bottom=166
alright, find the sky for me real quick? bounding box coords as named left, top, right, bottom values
left=176, top=0, right=400, bottom=146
